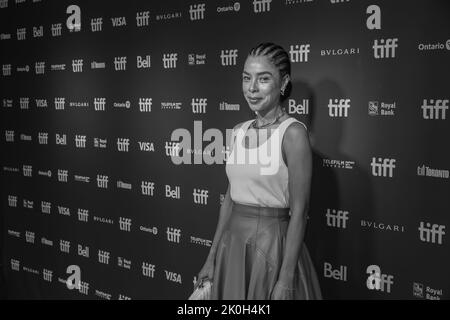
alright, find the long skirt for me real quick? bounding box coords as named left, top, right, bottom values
left=211, top=202, right=322, bottom=300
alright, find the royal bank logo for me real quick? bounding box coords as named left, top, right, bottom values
left=371, top=157, right=396, bottom=178
left=165, top=185, right=181, bottom=199
left=366, top=265, right=394, bottom=293
left=418, top=222, right=445, bottom=245
left=142, top=262, right=155, bottom=278
left=8, top=195, right=17, bottom=207
left=117, top=138, right=130, bottom=152
left=421, top=99, right=448, bottom=120
left=288, top=99, right=309, bottom=114
left=35, top=62, right=45, bottom=74
left=413, top=282, right=443, bottom=300
left=165, top=270, right=182, bottom=284
left=193, top=188, right=209, bottom=205
left=118, top=257, right=132, bottom=270
left=373, top=38, right=398, bottom=59
left=328, top=99, right=350, bottom=117
left=5, top=130, right=14, bottom=142
left=136, top=11, right=150, bottom=26
left=253, top=0, right=271, bottom=13
left=77, top=244, right=89, bottom=258
left=55, top=97, right=65, bottom=110
left=51, top=23, right=62, bottom=37
left=43, top=269, right=53, bottom=282
left=98, top=250, right=110, bottom=264
left=192, top=98, right=207, bottom=113
left=60, top=240, right=71, bottom=253
left=417, top=165, right=449, bottom=179
left=94, top=137, right=107, bottom=148
left=91, top=17, right=103, bottom=32
left=119, top=217, right=132, bottom=232
left=2, top=64, right=11, bottom=76
left=114, top=57, right=127, bottom=71
left=23, top=199, right=34, bottom=209
left=56, top=133, right=67, bottom=146
left=25, top=231, right=35, bottom=244
left=23, top=165, right=32, bottom=177
left=78, top=208, right=89, bottom=222
left=326, top=209, right=349, bottom=228
left=289, top=44, right=310, bottom=63
left=97, top=174, right=109, bottom=189
left=58, top=169, right=68, bottom=182
left=33, top=26, right=43, bottom=38
left=72, top=59, right=83, bottom=72
left=167, top=227, right=181, bottom=243
left=141, top=181, right=155, bottom=196
left=137, top=55, right=151, bottom=69
left=17, top=27, right=26, bottom=40
left=118, top=294, right=132, bottom=300
left=111, top=16, right=126, bottom=27
left=219, top=101, right=240, bottom=111
left=188, top=53, right=206, bottom=65
left=163, top=53, right=178, bottom=68
left=41, top=201, right=51, bottom=214
left=138, top=98, right=152, bottom=112
left=189, top=3, right=206, bottom=20
left=324, top=262, right=347, bottom=281
left=11, top=259, right=20, bottom=271
left=94, top=98, right=106, bottom=111
left=220, top=49, right=238, bottom=66
left=368, top=101, right=396, bottom=116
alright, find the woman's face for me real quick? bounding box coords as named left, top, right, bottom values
left=242, top=55, right=286, bottom=114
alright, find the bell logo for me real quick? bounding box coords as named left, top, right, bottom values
left=366, top=265, right=394, bottom=293
left=324, top=262, right=347, bottom=281
left=418, top=222, right=445, bottom=244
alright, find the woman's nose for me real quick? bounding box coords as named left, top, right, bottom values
left=249, top=79, right=258, bottom=92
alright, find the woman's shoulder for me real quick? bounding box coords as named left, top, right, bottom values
left=233, top=120, right=253, bottom=131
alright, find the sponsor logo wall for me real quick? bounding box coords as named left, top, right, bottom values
left=0, top=0, right=449, bottom=299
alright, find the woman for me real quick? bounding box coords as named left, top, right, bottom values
left=196, top=42, right=322, bottom=300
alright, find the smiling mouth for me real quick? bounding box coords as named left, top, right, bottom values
left=248, top=97, right=262, bottom=103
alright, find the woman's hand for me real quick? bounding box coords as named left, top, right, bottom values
left=270, top=280, right=296, bottom=300
left=195, top=261, right=214, bottom=288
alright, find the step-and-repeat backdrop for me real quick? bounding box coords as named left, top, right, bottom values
left=1, top=0, right=449, bottom=299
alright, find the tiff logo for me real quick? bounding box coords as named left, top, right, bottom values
left=5, top=130, right=14, bottom=142
left=94, top=98, right=106, bottom=111
left=328, top=99, right=350, bottom=117
left=20, top=97, right=30, bottom=109
left=2, top=64, right=11, bottom=76
left=193, top=188, right=209, bottom=205
left=253, top=0, right=272, bottom=13
left=371, top=157, right=396, bottom=178
left=11, top=259, right=20, bottom=271
left=114, top=57, right=127, bottom=71
left=8, top=195, right=18, bottom=207
left=421, top=99, right=448, bottom=120
left=43, top=269, right=53, bottom=282
left=139, top=98, right=152, bottom=112
left=25, top=231, right=35, bottom=243
left=326, top=209, right=349, bottom=228
left=75, top=135, right=86, bottom=148
left=55, top=97, right=65, bottom=110
left=119, top=217, right=132, bottom=232
left=58, top=169, right=68, bottom=182
left=79, top=281, right=89, bottom=295
left=192, top=98, right=207, bottom=113
left=167, top=227, right=181, bottom=243
left=41, top=201, right=51, bottom=214
left=38, top=132, right=48, bottom=144
left=23, top=165, right=32, bottom=177
left=60, top=240, right=71, bottom=253
left=165, top=142, right=180, bottom=157
left=51, top=24, right=62, bottom=37
left=418, top=222, right=445, bottom=245
left=78, top=208, right=89, bottom=222
left=141, top=181, right=155, bottom=196
left=373, top=38, right=398, bottom=59
left=366, top=265, right=394, bottom=293
left=98, top=250, right=110, bottom=264
left=189, top=3, right=206, bottom=20
left=136, top=11, right=150, bottom=27
left=142, top=262, right=155, bottom=278
left=97, top=175, right=109, bottom=189
left=91, top=17, right=103, bottom=32
left=163, top=53, right=178, bottom=68
left=0, top=0, right=7, bottom=8
left=288, top=99, right=309, bottom=114
left=117, top=138, right=130, bottom=152
left=35, top=62, right=45, bottom=74
left=17, top=27, right=26, bottom=40
left=290, top=44, right=310, bottom=63
left=220, top=49, right=238, bottom=66
left=72, top=59, right=83, bottom=72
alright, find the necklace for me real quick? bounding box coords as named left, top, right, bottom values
left=252, top=107, right=286, bottom=129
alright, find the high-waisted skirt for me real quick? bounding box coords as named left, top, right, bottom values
left=211, top=202, right=322, bottom=300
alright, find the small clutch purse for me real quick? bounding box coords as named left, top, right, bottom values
left=188, top=278, right=212, bottom=300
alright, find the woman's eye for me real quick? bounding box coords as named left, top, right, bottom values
left=259, top=77, right=269, bottom=82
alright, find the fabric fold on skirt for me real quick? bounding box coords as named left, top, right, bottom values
left=211, top=202, right=322, bottom=300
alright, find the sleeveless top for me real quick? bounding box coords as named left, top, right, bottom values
left=225, top=117, right=307, bottom=208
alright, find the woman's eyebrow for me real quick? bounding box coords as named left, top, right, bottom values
left=242, top=71, right=273, bottom=76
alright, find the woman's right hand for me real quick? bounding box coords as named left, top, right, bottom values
left=196, top=261, right=214, bottom=288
